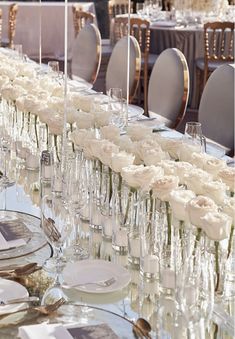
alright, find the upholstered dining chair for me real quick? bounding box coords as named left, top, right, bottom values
left=113, top=16, right=150, bottom=113
left=71, top=23, right=101, bottom=85
left=106, top=35, right=141, bottom=102
left=198, top=63, right=234, bottom=154
left=148, top=48, right=189, bottom=129
left=72, top=5, right=95, bottom=37
left=196, top=21, right=234, bottom=98
left=8, top=3, right=18, bottom=48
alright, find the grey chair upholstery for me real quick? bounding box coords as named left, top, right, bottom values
left=199, top=63, right=234, bottom=153
left=106, top=35, right=141, bottom=101
left=148, top=48, right=189, bottom=129
left=71, top=23, right=101, bottom=84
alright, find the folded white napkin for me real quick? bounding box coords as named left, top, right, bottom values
left=0, top=232, right=26, bottom=250
left=18, top=323, right=73, bottom=339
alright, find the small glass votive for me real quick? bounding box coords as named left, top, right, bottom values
left=140, top=195, right=160, bottom=280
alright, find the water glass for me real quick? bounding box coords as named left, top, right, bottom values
left=184, top=121, right=206, bottom=152
left=108, top=88, right=126, bottom=129
left=140, top=194, right=160, bottom=279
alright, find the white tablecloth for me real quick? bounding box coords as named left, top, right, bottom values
left=0, top=2, right=96, bottom=59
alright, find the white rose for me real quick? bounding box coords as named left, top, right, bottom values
left=51, top=85, right=65, bottom=98
left=160, top=160, right=178, bottom=175
left=136, top=138, right=162, bottom=160
left=78, top=95, right=93, bottom=112
left=14, top=77, right=38, bottom=92
left=190, top=152, right=214, bottom=169
left=47, top=97, right=64, bottom=112
left=169, top=189, right=196, bottom=221
left=48, top=118, right=64, bottom=135
left=160, top=138, right=183, bottom=160
left=38, top=107, right=55, bottom=124
left=151, top=175, right=179, bottom=201
left=111, top=151, right=135, bottom=173
left=39, top=78, right=57, bottom=93
left=97, top=140, right=119, bottom=166
left=200, top=212, right=232, bottom=241
left=117, top=135, right=133, bottom=152
left=186, top=196, right=218, bottom=228
left=143, top=149, right=170, bottom=166
left=121, top=165, right=163, bottom=190
left=16, top=64, right=37, bottom=78
left=202, top=180, right=228, bottom=205
left=173, top=161, right=194, bottom=184
left=0, top=66, right=16, bottom=80
left=0, top=75, right=10, bottom=90
left=100, top=125, right=120, bottom=143
left=178, top=143, right=202, bottom=162
left=67, top=107, right=79, bottom=124
left=87, top=139, right=105, bottom=159
left=183, top=168, right=212, bottom=195
left=126, top=124, right=152, bottom=141
left=218, top=167, right=235, bottom=192
left=76, top=111, right=95, bottom=129
left=222, top=197, right=235, bottom=224
left=21, top=95, right=45, bottom=115
left=89, top=140, right=119, bottom=166
left=203, top=158, right=227, bottom=178
left=70, top=129, right=96, bottom=149
left=94, top=110, right=111, bottom=127
left=1, top=84, right=15, bottom=101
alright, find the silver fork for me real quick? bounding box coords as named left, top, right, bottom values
left=65, top=277, right=116, bottom=289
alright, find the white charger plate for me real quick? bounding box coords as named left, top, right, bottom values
left=0, top=278, right=28, bottom=315
left=63, top=260, right=131, bottom=294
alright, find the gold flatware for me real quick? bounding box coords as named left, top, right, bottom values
left=0, top=298, right=66, bottom=320
left=42, top=214, right=61, bottom=243
left=0, top=263, right=41, bottom=278
left=133, top=318, right=152, bottom=339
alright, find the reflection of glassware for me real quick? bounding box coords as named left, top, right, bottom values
left=41, top=194, right=71, bottom=304
left=184, top=121, right=206, bottom=152
left=0, top=132, right=15, bottom=189
left=48, top=60, right=60, bottom=73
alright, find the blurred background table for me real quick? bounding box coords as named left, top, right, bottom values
left=0, top=1, right=96, bottom=60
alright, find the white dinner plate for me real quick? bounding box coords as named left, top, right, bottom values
left=0, top=278, right=28, bottom=315
left=128, top=105, right=144, bottom=120
left=63, top=260, right=131, bottom=294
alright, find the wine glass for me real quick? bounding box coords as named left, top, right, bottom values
left=108, top=88, right=127, bottom=130
left=184, top=122, right=206, bottom=153
left=41, top=194, right=73, bottom=304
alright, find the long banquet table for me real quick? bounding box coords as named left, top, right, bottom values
left=0, top=2, right=96, bottom=60
left=0, top=49, right=234, bottom=338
